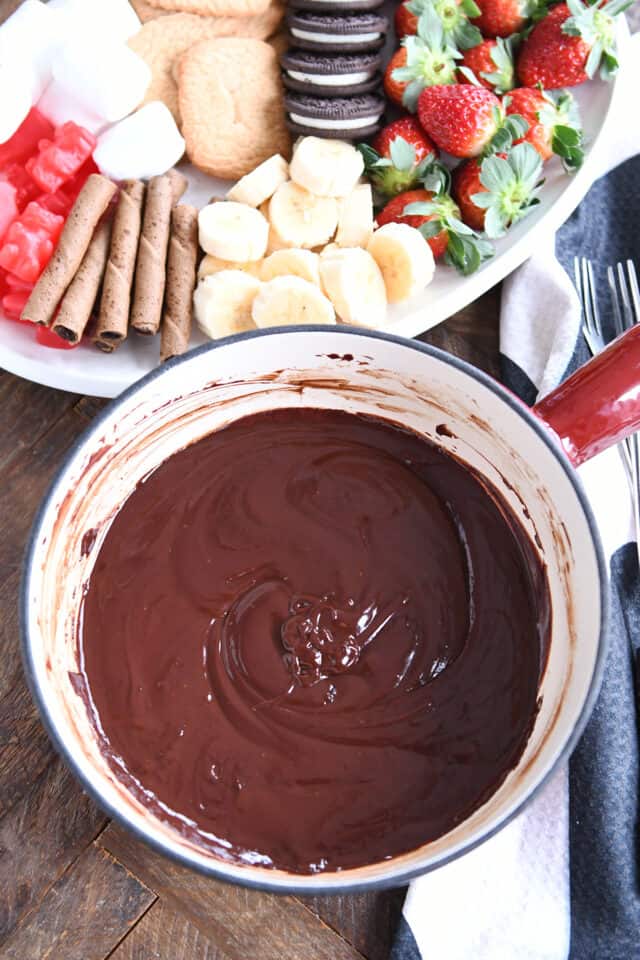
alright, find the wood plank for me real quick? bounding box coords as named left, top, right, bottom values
left=110, top=900, right=225, bottom=960
left=0, top=844, right=155, bottom=960
left=74, top=395, right=110, bottom=421
left=0, top=404, right=91, bottom=580
left=0, top=569, right=54, bottom=818
left=100, top=824, right=366, bottom=960
left=422, top=286, right=502, bottom=379
left=0, top=757, right=106, bottom=945
left=0, top=370, right=78, bottom=473
left=301, top=890, right=406, bottom=960
left=0, top=0, right=22, bottom=24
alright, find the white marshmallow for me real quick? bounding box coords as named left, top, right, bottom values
left=48, top=0, right=141, bottom=44
left=0, top=60, right=36, bottom=145
left=0, top=1, right=61, bottom=103
left=93, top=102, right=186, bottom=181
left=37, top=81, right=108, bottom=137
left=52, top=40, right=151, bottom=125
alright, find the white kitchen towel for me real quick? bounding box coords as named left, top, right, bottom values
left=391, top=28, right=640, bottom=960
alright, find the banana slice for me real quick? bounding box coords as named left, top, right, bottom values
left=367, top=223, right=436, bottom=303
left=319, top=248, right=387, bottom=328
left=289, top=137, right=364, bottom=198
left=252, top=276, right=335, bottom=327
left=268, top=181, right=338, bottom=249
left=198, top=202, right=269, bottom=262
left=260, top=249, right=320, bottom=286
left=198, top=254, right=263, bottom=280
left=336, top=184, right=374, bottom=249
left=194, top=271, right=261, bottom=339
left=226, top=155, right=289, bottom=207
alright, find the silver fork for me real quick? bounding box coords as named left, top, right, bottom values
left=608, top=260, right=640, bottom=569
left=574, top=256, right=640, bottom=568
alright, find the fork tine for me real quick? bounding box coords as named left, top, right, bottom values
left=617, top=261, right=634, bottom=331
left=626, top=260, right=640, bottom=323
left=585, top=260, right=603, bottom=338
left=608, top=265, right=625, bottom=337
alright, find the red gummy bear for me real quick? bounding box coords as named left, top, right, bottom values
left=0, top=202, right=64, bottom=283
left=26, top=122, right=97, bottom=194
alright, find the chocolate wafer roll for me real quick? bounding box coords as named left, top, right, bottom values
left=130, top=173, right=175, bottom=336
left=168, top=168, right=188, bottom=204
left=21, top=174, right=117, bottom=327
left=94, top=179, right=145, bottom=348
left=52, top=220, right=113, bottom=344
left=160, top=204, right=198, bottom=363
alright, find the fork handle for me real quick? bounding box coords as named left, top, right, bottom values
left=535, top=324, right=640, bottom=466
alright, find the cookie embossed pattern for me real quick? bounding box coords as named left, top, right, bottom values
left=0, top=0, right=629, bottom=396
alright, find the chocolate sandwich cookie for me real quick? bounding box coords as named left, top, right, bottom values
left=281, top=50, right=382, bottom=96
left=285, top=92, right=385, bottom=139
left=285, top=11, right=388, bottom=53
left=290, top=0, right=384, bottom=10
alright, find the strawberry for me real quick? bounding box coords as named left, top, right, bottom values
left=358, top=118, right=439, bottom=197
left=395, top=0, right=419, bottom=38
left=377, top=186, right=494, bottom=275
left=505, top=86, right=584, bottom=170
left=451, top=142, right=544, bottom=236
left=517, top=0, right=631, bottom=89
left=458, top=37, right=515, bottom=93
left=471, top=0, right=539, bottom=38
left=385, top=9, right=462, bottom=112
left=396, top=0, right=483, bottom=48
left=417, top=83, right=502, bottom=157
left=384, top=48, right=410, bottom=108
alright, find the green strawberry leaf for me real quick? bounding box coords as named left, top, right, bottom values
left=357, top=143, right=382, bottom=168
left=461, top=0, right=481, bottom=16
left=454, top=18, right=484, bottom=49
left=458, top=65, right=481, bottom=85
left=418, top=220, right=444, bottom=239
left=474, top=143, right=544, bottom=239
left=389, top=137, right=419, bottom=171
left=444, top=232, right=494, bottom=275
left=404, top=201, right=440, bottom=216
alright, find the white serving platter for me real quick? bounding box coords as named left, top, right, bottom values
left=0, top=20, right=630, bottom=398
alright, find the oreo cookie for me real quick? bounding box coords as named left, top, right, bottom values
left=281, top=50, right=382, bottom=96
left=289, top=0, right=384, bottom=10
left=285, top=11, right=388, bottom=53
left=284, top=92, right=386, bottom=139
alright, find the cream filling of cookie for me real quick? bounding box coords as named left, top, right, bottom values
left=289, top=113, right=381, bottom=130
left=288, top=70, right=372, bottom=85
left=290, top=29, right=382, bottom=43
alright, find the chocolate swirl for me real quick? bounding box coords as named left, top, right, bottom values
left=80, top=409, right=549, bottom=873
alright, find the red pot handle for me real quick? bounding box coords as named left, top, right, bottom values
left=534, top=324, right=640, bottom=467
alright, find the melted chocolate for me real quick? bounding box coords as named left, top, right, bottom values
left=79, top=409, right=550, bottom=874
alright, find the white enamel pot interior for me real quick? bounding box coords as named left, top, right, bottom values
left=21, top=326, right=607, bottom=893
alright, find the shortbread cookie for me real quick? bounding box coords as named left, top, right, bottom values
left=141, top=0, right=271, bottom=17
left=130, top=0, right=169, bottom=21
left=130, top=6, right=285, bottom=121
left=178, top=38, right=291, bottom=179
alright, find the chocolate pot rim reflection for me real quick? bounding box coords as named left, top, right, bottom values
left=20, top=326, right=609, bottom=893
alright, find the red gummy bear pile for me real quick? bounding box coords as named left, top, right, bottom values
left=0, top=108, right=98, bottom=348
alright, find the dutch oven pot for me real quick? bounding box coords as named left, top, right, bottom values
left=21, top=324, right=640, bottom=892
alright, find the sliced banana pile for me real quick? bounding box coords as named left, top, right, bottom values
left=194, top=137, right=436, bottom=340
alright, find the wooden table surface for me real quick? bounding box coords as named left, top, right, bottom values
left=0, top=2, right=504, bottom=955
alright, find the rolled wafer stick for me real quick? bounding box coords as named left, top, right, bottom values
left=169, top=168, right=188, bottom=204
left=130, top=173, right=175, bottom=336
left=94, top=179, right=145, bottom=347
left=52, top=220, right=113, bottom=344
left=160, top=204, right=198, bottom=363
left=21, top=174, right=117, bottom=327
